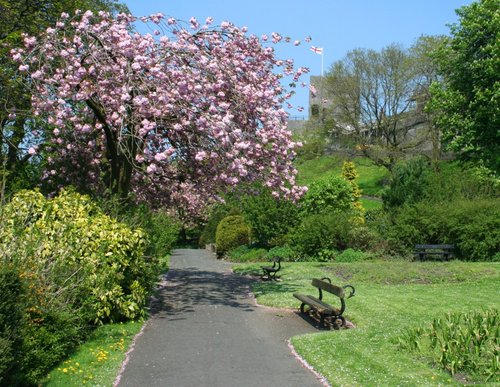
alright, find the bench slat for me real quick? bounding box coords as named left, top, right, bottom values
left=293, top=294, right=336, bottom=314
left=311, top=278, right=345, bottom=298
left=414, top=244, right=455, bottom=249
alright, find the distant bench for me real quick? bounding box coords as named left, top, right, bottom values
left=413, top=244, right=455, bottom=261
left=260, top=257, right=281, bottom=281
left=293, top=277, right=355, bottom=329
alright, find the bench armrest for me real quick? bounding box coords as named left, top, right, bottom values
left=343, top=285, right=355, bottom=299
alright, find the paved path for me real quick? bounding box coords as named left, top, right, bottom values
left=117, top=249, right=322, bottom=387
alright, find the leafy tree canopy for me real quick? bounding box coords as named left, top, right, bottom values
left=427, top=0, right=500, bottom=174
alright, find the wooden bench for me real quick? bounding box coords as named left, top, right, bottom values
left=413, top=244, right=455, bottom=261
left=293, top=277, right=355, bottom=329
left=260, top=257, right=281, bottom=281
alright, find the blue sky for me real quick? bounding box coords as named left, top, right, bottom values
left=124, top=0, right=473, bottom=117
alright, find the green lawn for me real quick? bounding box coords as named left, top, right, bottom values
left=233, top=261, right=500, bottom=386
left=296, top=156, right=389, bottom=197
left=360, top=197, right=382, bottom=211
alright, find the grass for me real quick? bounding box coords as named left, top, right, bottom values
left=296, top=155, right=389, bottom=197
left=233, top=260, right=500, bottom=386
left=42, top=320, right=143, bottom=386
left=360, top=197, right=382, bottom=211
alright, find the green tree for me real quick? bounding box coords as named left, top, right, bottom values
left=427, top=0, right=500, bottom=174
left=0, top=0, right=128, bottom=194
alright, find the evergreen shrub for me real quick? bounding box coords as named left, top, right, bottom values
left=0, top=266, right=24, bottom=385
left=288, top=212, right=353, bottom=259
left=215, top=215, right=250, bottom=256
left=0, top=188, right=158, bottom=384
left=387, top=198, right=499, bottom=260
left=240, top=187, right=299, bottom=247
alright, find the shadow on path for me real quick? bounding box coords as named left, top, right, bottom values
left=150, top=267, right=256, bottom=318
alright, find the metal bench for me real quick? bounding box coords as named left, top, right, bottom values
left=260, top=257, right=281, bottom=280
left=413, top=244, right=455, bottom=261
left=293, top=277, right=355, bottom=329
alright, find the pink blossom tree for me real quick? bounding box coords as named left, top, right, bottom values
left=13, top=10, right=308, bottom=215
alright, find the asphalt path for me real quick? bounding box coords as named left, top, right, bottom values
left=116, top=248, right=323, bottom=387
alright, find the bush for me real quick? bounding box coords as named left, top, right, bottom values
left=266, top=245, right=296, bottom=261
left=98, top=201, right=180, bottom=258
left=382, top=158, right=429, bottom=210
left=0, top=189, right=158, bottom=322
left=227, top=245, right=268, bottom=262
left=198, top=204, right=235, bottom=248
left=0, top=265, right=24, bottom=385
left=215, top=215, right=250, bottom=256
left=300, top=174, right=354, bottom=216
left=348, top=226, right=380, bottom=251
left=383, top=159, right=500, bottom=211
left=336, top=248, right=371, bottom=262
left=240, top=187, right=300, bottom=247
left=288, top=212, right=354, bottom=259
left=387, top=198, right=500, bottom=260
left=0, top=188, right=159, bottom=384
left=20, top=307, right=84, bottom=384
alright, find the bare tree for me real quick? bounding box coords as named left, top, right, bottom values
left=324, top=43, right=434, bottom=170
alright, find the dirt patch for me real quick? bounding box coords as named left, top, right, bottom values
left=325, top=267, right=354, bottom=282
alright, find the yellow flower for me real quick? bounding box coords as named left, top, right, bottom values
left=63, top=368, right=68, bottom=373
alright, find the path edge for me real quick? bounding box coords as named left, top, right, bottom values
left=113, top=320, right=147, bottom=387
left=113, top=270, right=171, bottom=386
left=287, top=339, right=331, bottom=387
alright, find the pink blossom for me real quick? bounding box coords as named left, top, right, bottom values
left=18, top=9, right=307, bottom=218
left=146, top=164, right=157, bottom=174
left=195, top=151, right=207, bottom=161
left=31, top=70, right=43, bottom=79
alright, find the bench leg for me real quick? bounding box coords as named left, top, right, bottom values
left=333, top=316, right=346, bottom=330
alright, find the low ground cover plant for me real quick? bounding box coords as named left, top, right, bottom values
left=398, top=310, right=499, bottom=383
left=42, top=321, right=143, bottom=386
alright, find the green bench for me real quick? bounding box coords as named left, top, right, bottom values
left=293, top=277, right=355, bottom=329
left=413, top=244, right=455, bottom=261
